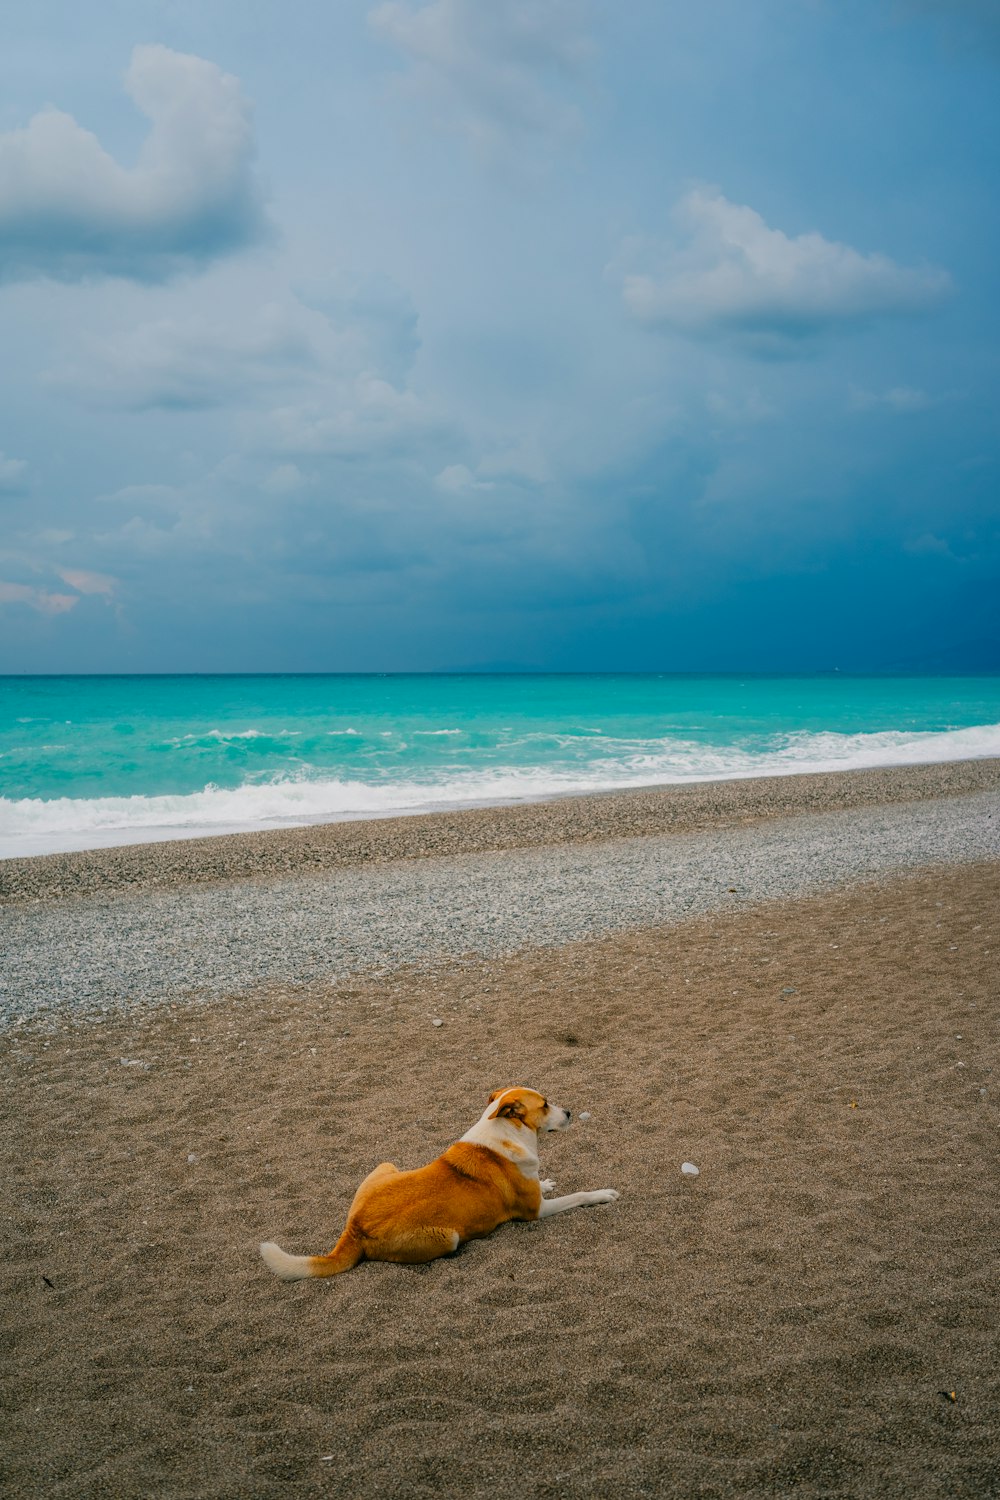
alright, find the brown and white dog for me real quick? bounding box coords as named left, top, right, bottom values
left=259, top=1086, right=618, bottom=1280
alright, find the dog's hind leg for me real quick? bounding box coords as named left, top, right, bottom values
left=348, top=1160, right=401, bottom=1214
left=357, top=1161, right=401, bottom=1189
left=537, top=1190, right=619, bottom=1218
left=373, top=1227, right=461, bottom=1265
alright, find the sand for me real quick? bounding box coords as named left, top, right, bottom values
left=2, top=768, right=999, bottom=1499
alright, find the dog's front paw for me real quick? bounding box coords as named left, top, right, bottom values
left=592, top=1189, right=619, bottom=1204
left=539, top=1178, right=556, bottom=1194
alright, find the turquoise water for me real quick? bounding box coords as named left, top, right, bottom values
left=2, top=674, right=999, bottom=857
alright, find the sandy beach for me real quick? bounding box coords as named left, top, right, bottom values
left=2, top=763, right=998, bottom=1499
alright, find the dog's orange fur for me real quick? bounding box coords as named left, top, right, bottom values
left=309, top=1140, right=544, bottom=1274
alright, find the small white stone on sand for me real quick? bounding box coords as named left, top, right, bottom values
left=187, top=1153, right=198, bottom=1164
left=681, top=1161, right=700, bottom=1177
left=578, top=1110, right=591, bottom=1121
left=432, top=1018, right=443, bottom=1027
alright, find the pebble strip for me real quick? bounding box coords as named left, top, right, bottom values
left=2, top=790, right=996, bottom=1029
left=4, top=757, right=999, bottom=908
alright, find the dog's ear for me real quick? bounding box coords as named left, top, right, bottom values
left=496, top=1100, right=526, bottom=1123
left=487, top=1088, right=506, bottom=1103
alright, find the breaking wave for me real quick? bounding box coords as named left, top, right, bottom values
left=2, top=720, right=998, bottom=858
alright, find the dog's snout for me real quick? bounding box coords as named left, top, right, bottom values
left=565, top=1110, right=572, bottom=1121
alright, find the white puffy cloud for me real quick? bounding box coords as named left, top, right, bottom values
left=370, top=0, right=591, bottom=161
left=622, top=189, right=952, bottom=350
left=0, top=45, right=269, bottom=283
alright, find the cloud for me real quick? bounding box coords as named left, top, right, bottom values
left=46, top=274, right=424, bottom=430
left=478, top=442, right=551, bottom=485
left=56, top=568, right=117, bottom=596
left=705, top=389, right=778, bottom=425
left=0, top=580, right=78, bottom=614
left=434, top=462, right=495, bottom=493
left=0, top=451, right=28, bottom=492
left=270, top=375, right=437, bottom=458
left=849, top=385, right=935, bottom=413
left=622, top=189, right=952, bottom=351
left=904, top=532, right=954, bottom=557
left=99, top=483, right=184, bottom=514
left=370, top=0, right=591, bottom=162
left=433, top=440, right=552, bottom=493
left=294, top=273, right=420, bottom=388
left=261, top=463, right=312, bottom=496
left=48, top=301, right=314, bottom=410
left=0, top=45, right=269, bottom=284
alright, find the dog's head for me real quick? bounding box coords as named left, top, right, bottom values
left=486, top=1087, right=571, bottom=1134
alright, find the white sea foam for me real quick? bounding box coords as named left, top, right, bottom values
left=2, top=721, right=998, bottom=858
left=169, top=727, right=303, bottom=745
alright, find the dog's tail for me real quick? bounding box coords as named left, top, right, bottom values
left=259, top=1230, right=362, bottom=1281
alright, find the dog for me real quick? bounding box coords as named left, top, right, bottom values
left=259, top=1086, right=618, bottom=1280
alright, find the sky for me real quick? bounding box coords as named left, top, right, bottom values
left=0, top=0, right=997, bottom=674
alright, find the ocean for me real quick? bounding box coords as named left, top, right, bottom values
left=2, top=673, right=999, bottom=859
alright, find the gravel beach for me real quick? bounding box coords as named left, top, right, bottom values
left=3, top=777, right=998, bottom=1029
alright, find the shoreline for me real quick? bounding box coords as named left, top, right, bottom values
left=3, top=755, right=999, bottom=906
